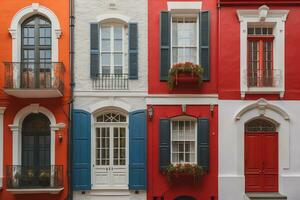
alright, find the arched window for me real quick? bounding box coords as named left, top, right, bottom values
left=245, top=118, right=276, bottom=132
left=21, top=15, right=52, bottom=88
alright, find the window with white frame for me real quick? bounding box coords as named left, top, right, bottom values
left=172, top=16, right=198, bottom=64
left=171, top=118, right=197, bottom=164
left=100, top=24, right=124, bottom=75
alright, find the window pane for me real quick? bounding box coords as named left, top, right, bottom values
left=101, top=27, right=110, bottom=39
left=101, top=39, right=110, bottom=51
left=114, top=27, right=122, bottom=39
left=114, top=66, right=122, bottom=74
left=114, top=53, right=122, bottom=66
left=101, top=53, right=110, bottom=66
left=114, top=39, right=122, bottom=51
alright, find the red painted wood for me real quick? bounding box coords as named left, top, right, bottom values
left=245, top=132, right=278, bottom=192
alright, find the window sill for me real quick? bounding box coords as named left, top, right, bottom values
left=241, top=87, right=284, bottom=99
left=7, top=187, right=64, bottom=194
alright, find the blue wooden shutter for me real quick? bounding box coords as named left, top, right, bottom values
left=129, top=23, right=138, bottom=79
left=197, top=118, right=210, bottom=171
left=72, top=109, right=91, bottom=190
left=160, top=11, right=170, bottom=81
left=129, top=110, right=147, bottom=189
left=90, top=23, right=99, bottom=78
left=199, top=11, right=210, bottom=81
left=159, top=118, right=171, bottom=170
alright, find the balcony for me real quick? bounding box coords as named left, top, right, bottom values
left=6, top=165, right=63, bottom=194
left=92, top=74, right=129, bottom=90
left=242, top=69, right=284, bottom=98
left=3, top=62, right=65, bottom=98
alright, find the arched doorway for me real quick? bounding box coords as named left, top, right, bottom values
left=21, top=113, right=51, bottom=187
left=244, top=118, right=278, bottom=192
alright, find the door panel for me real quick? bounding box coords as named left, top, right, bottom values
left=245, top=132, right=278, bottom=192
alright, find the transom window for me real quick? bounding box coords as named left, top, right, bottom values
left=172, top=16, right=198, bottom=64
left=245, top=118, right=276, bottom=132
left=171, top=118, right=197, bottom=164
left=247, top=25, right=274, bottom=87
left=96, top=112, right=127, bottom=122
left=100, top=25, right=124, bottom=75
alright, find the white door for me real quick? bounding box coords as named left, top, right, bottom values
left=93, top=126, right=127, bottom=188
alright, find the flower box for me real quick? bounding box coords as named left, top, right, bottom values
left=168, top=62, right=204, bottom=89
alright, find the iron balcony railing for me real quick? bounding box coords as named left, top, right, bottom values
left=246, top=69, right=281, bottom=88
left=3, top=62, right=65, bottom=93
left=92, top=73, right=129, bottom=90
left=6, top=165, right=63, bottom=189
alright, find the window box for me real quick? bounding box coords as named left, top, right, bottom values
left=165, top=163, right=204, bottom=184
left=168, top=62, right=203, bottom=89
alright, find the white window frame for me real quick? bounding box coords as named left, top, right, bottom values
left=99, top=23, right=126, bottom=75
left=237, top=5, right=289, bottom=99
left=170, top=14, right=199, bottom=66
left=170, top=116, right=197, bottom=164
left=91, top=110, right=129, bottom=189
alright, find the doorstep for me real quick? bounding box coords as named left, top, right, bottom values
left=246, top=192, right=287, bottom=200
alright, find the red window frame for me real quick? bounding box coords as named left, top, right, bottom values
left=247, top=35, right=274, bottom=87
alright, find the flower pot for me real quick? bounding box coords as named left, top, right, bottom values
left=168, top=172, right=201, bottom=185
left=175, top=73, right=199, bottom=84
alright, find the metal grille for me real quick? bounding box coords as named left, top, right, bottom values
left=92, top=74, right=129, bottom=90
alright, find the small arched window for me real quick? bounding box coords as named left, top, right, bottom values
left=245, top=118, right=276, bottom=132
left=96, top=111, right=127, bottom=123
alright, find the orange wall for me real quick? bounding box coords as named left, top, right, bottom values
left=0, top=1, right=70, bottom=200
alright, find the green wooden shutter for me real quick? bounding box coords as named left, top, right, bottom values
left=129, top=23, right=138, bottom=79
left=197, top=118, right=210, bottom=171
left=159, top=118, right=171, bottom=170
left=199, top=11, right=210, bottom=81
left=160, top=11, right=170, bottom=81
left=90, top=23, right=99, bottom=78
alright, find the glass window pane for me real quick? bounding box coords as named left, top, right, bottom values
left=114, top=39, right=122, bottom=51
left=114, top=53, right=122, bottom=66
left=114, top=27, right=122, bottom=39
left=114, top=66, right=122, bottom=74
left=101, top=27, right=110, bottom=39
left=101, top=39, right=110, bottom=51
left=101, top=53, right=110, bottom=66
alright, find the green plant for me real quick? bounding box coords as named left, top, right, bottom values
left=39, top=170, right=50, bottom=180
left=165, top=163, right=205, bottom=183
left=27, top=169, right=34, bottom=179
left=14, top=171, right=21, bottom=180
left=167, top=62, right=204, bottom=89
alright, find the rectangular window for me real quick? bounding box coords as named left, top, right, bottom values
left=171, top=120, right=196, bottom=164
left=247, top=26, right=274, bottom=87
left=100, top=25, right=123, bottom=75
left=172, top=16, right=197, bottom=64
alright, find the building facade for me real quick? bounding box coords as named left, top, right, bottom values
left=147, top=0, right=218, bottom=199
left=219, top=0, right=300, bottom=200
left=72, top=0, right=148, bottom=199
left=0, top=0, right=70, bottom=200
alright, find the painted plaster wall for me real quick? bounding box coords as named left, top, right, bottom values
left=74, top=0, right=148, bottom=93
left=219, top=100, right=300, bottom=200
left=219, top=6, right=300, bottom=100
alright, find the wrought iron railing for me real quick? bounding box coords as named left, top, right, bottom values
left=246, top=69, right=281, bottom=88
left=6, top=165, right=63, bottom=189
left=92, top=74, right=129, bottom=90
left=3, top=62, right=65, bottom=94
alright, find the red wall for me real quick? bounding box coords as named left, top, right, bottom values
left=0, top=1, right=70, bottom=199
left=148, top=0, right=218, bottom=94
left=219, top=4, right=300, bottom=100
left=147, top=105, right=218, bottom=200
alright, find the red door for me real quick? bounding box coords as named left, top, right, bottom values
left=245, top=132, right=278, bottom=192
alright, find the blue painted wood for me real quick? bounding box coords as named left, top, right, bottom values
left=129, top=23, right=138, bottom=79
left=159, top=118, right=171, bottom=171
left=199, top=11, right=210, bottom=81
left=72, top=109, right=91, bottom=190
left=129, top=110, right=147, bottom=190
left=90, top=23, right=99, bottom=78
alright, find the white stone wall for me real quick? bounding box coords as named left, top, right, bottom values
left=219, top=100, right=300, bottom=200
left=74, top=0, right=148, bottom=92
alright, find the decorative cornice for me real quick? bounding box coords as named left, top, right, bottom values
left=235, top=98, right=290, bottom=121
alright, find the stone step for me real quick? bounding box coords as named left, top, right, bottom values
left=246, top=192, right=287, bottom=200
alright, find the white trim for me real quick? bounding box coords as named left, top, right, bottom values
left=9, top=3, right=61, bottom=63
left=96, top=14, right=130, bottom=24
left=89, top=99, right=132, bottom=113
left=0, top=107, right=6, bottom=189
left=167, top=2, right=202, bottom=12
left=9, top=104, right=65, bottom=168
left=237, top=5, right=289, bottom=98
